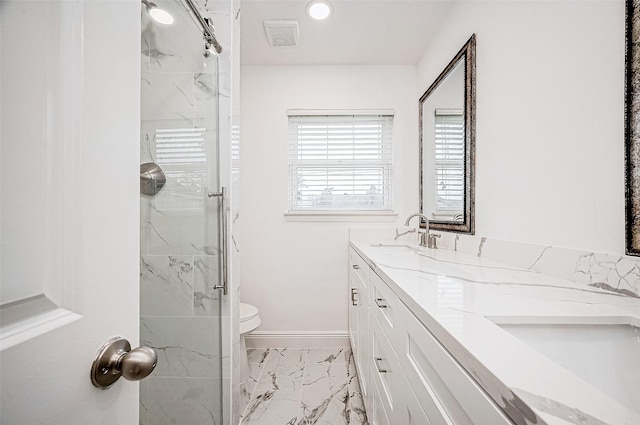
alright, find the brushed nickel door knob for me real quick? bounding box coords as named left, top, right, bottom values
left=90, top=337, right=158, bottom=389
left=120, top=346, right=157, bottom=381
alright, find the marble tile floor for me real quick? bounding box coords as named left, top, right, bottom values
left=240, top=348, right=369, bottom=425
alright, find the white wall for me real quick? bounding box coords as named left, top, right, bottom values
left=240, top=1, right=626, bottom=336
left=240, top=66, right=417, bottom=336
left=416, top=0, right=625, bottom=253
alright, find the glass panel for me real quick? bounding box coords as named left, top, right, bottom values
left=140, top=1, right=223, bottom=423
left=421, top=58, right=465, bottom=223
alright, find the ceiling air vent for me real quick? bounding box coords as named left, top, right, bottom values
left=263, top=20, right=299, bottom=47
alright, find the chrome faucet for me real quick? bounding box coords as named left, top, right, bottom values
left=404, top=213, right=429, bottom=247
left=404, top=213, right=440, bottom=248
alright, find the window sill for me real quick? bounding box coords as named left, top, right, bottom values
left=284, top=211, right=398, bottom=222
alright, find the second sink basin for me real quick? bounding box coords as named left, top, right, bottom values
left=494, top=320, right=640, bottom=414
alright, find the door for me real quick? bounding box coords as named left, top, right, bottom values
left=1, top=1, right=142, bottom=424
left=348, top=264, right=359, bottom=355
left=138, top=0, right=225, bottom=423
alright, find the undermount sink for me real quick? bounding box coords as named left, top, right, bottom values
left=368, top=243, right=416, bottom=252
left=493, top=320, right=640, bottom=414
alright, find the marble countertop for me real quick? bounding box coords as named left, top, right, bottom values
left=350, top=238, right=640, bottom=425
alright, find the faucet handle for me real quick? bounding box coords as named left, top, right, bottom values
left=427, top=233, right=441, bottom=249
left=418, top=230, right=427, bottom=247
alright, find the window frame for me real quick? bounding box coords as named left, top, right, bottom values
left=285, top=109, right=396, bottom=221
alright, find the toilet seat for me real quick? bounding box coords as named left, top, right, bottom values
left=239, top=302, right=261, bottom=335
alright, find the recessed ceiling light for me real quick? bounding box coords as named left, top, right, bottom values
left=142, top=0, right=175, bottom=25
left=149, top=7, right=174, bottom=25
left=306, top=0, right=333, bottom=21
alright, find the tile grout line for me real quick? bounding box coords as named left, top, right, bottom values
left=298, top=348, right=309, bottom=423
left=239, top=348, right=271, bottom=423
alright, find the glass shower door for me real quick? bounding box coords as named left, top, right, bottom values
left=139, top=1, right=223, bottom=423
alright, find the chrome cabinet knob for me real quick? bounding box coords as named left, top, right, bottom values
left=91, top=337, right=158, bottom=389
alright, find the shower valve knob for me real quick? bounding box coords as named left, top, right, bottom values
left=90, top=337, right=158, bottom=389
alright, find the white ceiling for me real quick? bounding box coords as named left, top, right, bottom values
left=240, top=0, right=455, bottom=66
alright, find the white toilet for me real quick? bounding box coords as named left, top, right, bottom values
left=239, top=302, right=261, bottom=385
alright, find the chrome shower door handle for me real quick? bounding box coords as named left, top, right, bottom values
left=208, top=187, right=228, bottom=295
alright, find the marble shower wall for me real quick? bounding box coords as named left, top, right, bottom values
left=139, top=254, right=223, bottom=425
left=350, top=228, right=640, bottom=298
left=139, top=1, right=230, bottom=424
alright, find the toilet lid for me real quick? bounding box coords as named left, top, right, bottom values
left=240, top=302, right=259, bottom=323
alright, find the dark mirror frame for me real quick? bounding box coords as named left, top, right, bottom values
left=626, top=1, right=640, bottom=255
left=419, top=34, right=476, bottom=234
left=624, top=0, right=640, bottom=255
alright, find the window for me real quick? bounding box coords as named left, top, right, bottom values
left=434, top=110, right=464, bottom=221
left=288, top=112, right=393, bottom=213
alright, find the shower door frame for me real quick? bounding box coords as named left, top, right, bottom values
left=139, top=1, right=230, bottom=423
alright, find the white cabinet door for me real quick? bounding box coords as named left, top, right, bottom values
left=400, top=304, right=513, bottom=425
left=348, top=262, right=360, bottom=360
left=356, top=274, right=370, bottom=401
left=348, top=248, right=372, bottom=410
left=1, top=1, right=141, bottom=423
left=370, top=377, right=392, bottom=425
left=395, top=368, right=445, bottom=425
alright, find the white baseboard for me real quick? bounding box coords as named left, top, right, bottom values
left=245, top=331, right=350, bottom=349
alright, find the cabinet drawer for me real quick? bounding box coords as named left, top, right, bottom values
left=397, top=374, right=450, bottom=425
left=399, top=308, right=513, bottom=425
left=349, top=248, right=370, bottom=288
left=370, top=316, right=400, bottom=417
left=370, top=271, right=400, bottom=349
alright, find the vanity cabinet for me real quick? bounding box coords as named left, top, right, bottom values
left=348, top=247, right=514, bottom=425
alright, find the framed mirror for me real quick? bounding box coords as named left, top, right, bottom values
left=419, top=34, right=475, bottom=234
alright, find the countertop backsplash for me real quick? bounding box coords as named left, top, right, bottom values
left=349, top=228, right=640, bottom=298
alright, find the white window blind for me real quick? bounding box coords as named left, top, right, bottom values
left=434, top=110, right=464, bottom=219
left=288, top=114, right=393, bottom=211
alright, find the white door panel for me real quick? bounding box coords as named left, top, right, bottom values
left=1, top=1, right=141, bottom=424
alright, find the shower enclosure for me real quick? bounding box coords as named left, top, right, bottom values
left=139, top=1, right=229, bottom=423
